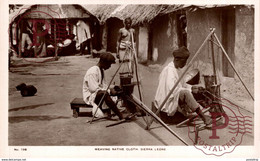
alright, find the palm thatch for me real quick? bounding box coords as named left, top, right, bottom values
left=84, top=4, right=183, bottom=25
left=83, top=4, right=120, bottom=24
left=160, top=4, right=254, bottom=14
left=84, top=4, right=254, bottom=26
left=9, top=4, right=95, bottom=25
left=9, top=4, right=33, bottom=24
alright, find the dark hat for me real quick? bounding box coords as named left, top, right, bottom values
left=172, top=46, right=190, bottom=59
left=100, top=53, right=116, bottom=64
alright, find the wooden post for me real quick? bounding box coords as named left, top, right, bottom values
left=54, top=21, right=58, bottom=59
left=10, top=24, right=13, bottom=47
left=130, top=31, right=143, bottom=101
left=210, top=35, right=217, bottom=83
left=130, top=94, right=188, bottom=145
left=18, top=26, right=21, bottom=58
left=210, top=34, right=225, bottom=114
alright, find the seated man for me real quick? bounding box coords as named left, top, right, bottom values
left=83, top=53, right=124, bottom=119
left=154, top=46, right=211, bottom=125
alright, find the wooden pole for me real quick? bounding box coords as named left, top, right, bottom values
left=213, top=33, right=254, bottom=101
left=54, top=22, right=58, bottom=59
left=130, top=31, right=143, bottom=101
left=210, top=35, right=217, bottom=83
left=210, top=33, right=225, bottom=114
left=18, top=26, right=21, bottom=58
left=146, top=28, right=216, bottom=130
left=129, top=94, right=188, bottom=145
left=10, top=24, right=13, bottom=47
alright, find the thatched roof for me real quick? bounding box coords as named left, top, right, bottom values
left=162, top=4, right=254, bottom=14
left=84, top=4, right=254, bottom=25
left=10, top=4, right=253, bottom=26
left=83, top=4, right=235, bottom=25
left=9, top=4, right=33, bottom=24
left=9, top=4, right=95, bottom=24
left=83, top=5, right=119, bottom=24
left=83, top=4, right=183, bottom=25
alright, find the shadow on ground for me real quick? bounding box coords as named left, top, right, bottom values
left=9, top=103, right=54, bottom=112
left=9, top=115, right=70, bottom=123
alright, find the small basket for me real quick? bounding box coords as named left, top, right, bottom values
left=119, top=73, right=135, bottom=95
left=119, top=73, right=133, bottom=86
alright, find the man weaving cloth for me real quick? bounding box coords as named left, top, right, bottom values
left=154, top=46, right=212, bottom=126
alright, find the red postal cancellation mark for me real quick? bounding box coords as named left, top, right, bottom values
left=10, top=6, right=69, bottom=62
left=187, top=99, right=253, bottom=156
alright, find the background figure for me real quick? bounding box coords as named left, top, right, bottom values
left=179, top=15, right=187, bottom=47
left=33, top=22, right=47, bottom=58
left=116, top=17, right=135, bottom=74
left=20, top=20, right=33, bottom=57
left=57, top=34, right=77, bottom=56
left=76, top=20, right=92, bottom=55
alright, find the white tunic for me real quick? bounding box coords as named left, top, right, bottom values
left=76, top=20, right=91, bottom=44
left=83, top=66, right=107, bottom=117
left=154, top=61, right=190, bottom=116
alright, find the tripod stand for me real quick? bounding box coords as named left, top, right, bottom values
left=146, top=28, right=254, bottom=130
left=90, top=31, right=144, bottom=124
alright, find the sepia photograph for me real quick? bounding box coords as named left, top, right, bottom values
left=2, top=1, right=259, bottom=159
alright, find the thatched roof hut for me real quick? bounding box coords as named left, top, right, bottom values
left=9, top=4, right=95, bottom=25
left=9, top=4, right=98, bottom=58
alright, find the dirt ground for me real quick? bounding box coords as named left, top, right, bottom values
left=8, top=55, right=254, bottom=146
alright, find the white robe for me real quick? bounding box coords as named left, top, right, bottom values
left=154, top=61, right=190, bottom=116
left=76, top=20, right=91, bottom=44
left=83, top=66, right=108, bottom=118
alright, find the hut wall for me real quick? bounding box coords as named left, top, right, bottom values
left=186, top=8, right=222, bottom=77
left=233, top=6, right=254, bottom=96
left=151, top=13, right=178, bottom=64
left=187, top=7, right=254, bottom=110
left=138, top=26, right=149, bottom=62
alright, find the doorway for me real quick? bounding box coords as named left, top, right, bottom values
left=176, top=13, right=187, bottom=47
left=107, top=18, right=124, bottom=53
left=222, top=8, right=235, bottom=77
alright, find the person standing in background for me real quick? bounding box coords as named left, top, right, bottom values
left=116, top=17, right=135, bottom=73
left=20, top=20, right=33, bottom=57
left=76, top=20, right=92, bottom=55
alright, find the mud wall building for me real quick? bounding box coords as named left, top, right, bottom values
left=85, top=4, right=169, bottom=63
left=186, top=6, right=254, bottom=102
left=148, top=5, right=254, bottom=109
left=150, top=13, right=179, bottom=64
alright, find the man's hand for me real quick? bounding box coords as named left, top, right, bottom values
left=192, top=85, right=205, bottom=94
left=110, top=88, right=118, bottom=96
left=113, top=85, right=122, bottom=91
left=191, top=86, right=199, bottom=94
left=110, top=86, right=122, bottom=96
left=116, top=47, right=120, bottom=59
